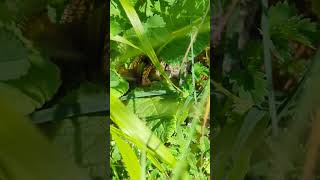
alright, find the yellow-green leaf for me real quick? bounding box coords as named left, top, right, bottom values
left=112, top=132, right=142, bottom=180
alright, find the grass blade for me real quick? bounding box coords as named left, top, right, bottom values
left=112, top=132, right=142, bottom=180
left=111, top=35, right=143, bottom=52
left=261, top=0, right=278, bottom=136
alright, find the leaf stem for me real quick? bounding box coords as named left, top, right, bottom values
left=261, top=0, right=278, bottom=136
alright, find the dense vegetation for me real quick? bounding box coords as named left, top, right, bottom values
left=110, top=0, right=210, bottom=179
left=0, top=0, right=107, bottom=179
left=213, top=0, right=320, bottom=179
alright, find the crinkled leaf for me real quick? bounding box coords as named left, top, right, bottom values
left=110, top=70, right=129, bottom=97
left=144, top=15, right=166, bottom=29
left=126, top=94, right=179, bottom=142
left=269, top=2, right=317, bottom=47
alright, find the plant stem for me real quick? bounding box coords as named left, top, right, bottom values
left=261, top=0, right=278, bottom=136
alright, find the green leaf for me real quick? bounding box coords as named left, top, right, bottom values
left=110, top=125, right=167, bottom=173
left=269, top=1, right=296, bottom=26
left=110, top=89, right=177, bottom=167
left=111, top=21, right=123, bottom=36
left=0, top=23, right=61, bottom=115
left=269, top=2, right=317, bottom=47
left=112, top=132, right=142, bottom=180
left=0, top=97, right=90, bottom=180
left=110, top=70, right=129, bottom=97
left=5, top=53, right=61, bottom=114
left=126, top=94, right=180, bottom=142
left=214, top=108, right=267, bottom=179
left=0, top=82, right=37, bottom=115
left=110, top=35, right=142, bottom=52
left=47, top=5, right=57, bottom=23
left=159, top=32, right=209, bottom=65
left=47, top=116, right=107, bottom=179
left=0, top=23, right=30, bottom=80
left=144, top=15, right=166, bottom=29
left=30, top=82, right=107, bottom=123
left=227, top=148, right=251, bottom=180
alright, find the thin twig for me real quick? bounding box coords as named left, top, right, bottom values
left=201, top=96, right=210, bottom=134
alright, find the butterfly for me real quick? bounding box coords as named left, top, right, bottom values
left=59, top=0, right=91, bottom=24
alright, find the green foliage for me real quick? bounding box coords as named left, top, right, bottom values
left=0, top=1, right=108, bottom=179
left=214, top=1, right=320, bottom=179
left=269, top=2, right=317, bottom=48
left=110, top=0, right=210, bottom=178
left=0, top=23, right=30, bottom=80
left=0, top=97, right=91, bottom=180
left=126, top=93, right=179, bottom=142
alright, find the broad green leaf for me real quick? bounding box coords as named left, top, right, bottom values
left=112, top=132, right=142, bottom=180
left=159, top=0, right=209, bottom=30
left=30, top=82, right=107, bottom=123
left=46, top=116, right=107, bottom=179
left=269, top=2, right=296, bottom=26
left=0, top=82, right=36, bottom=115
left=0, top=23, right=30, bottom=80
left=5, top=52, right=61, bottom=114
left=159, top=32, right=209, bottom=65
left=0, top=97, right=90, bottom=180
left=126, top=94, right=179, bottom=142
left=144, top=15, right=166, bottom=29
left=111, top=21, right=123, bottom=36
left=110, top=89, right=177, bottom=167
